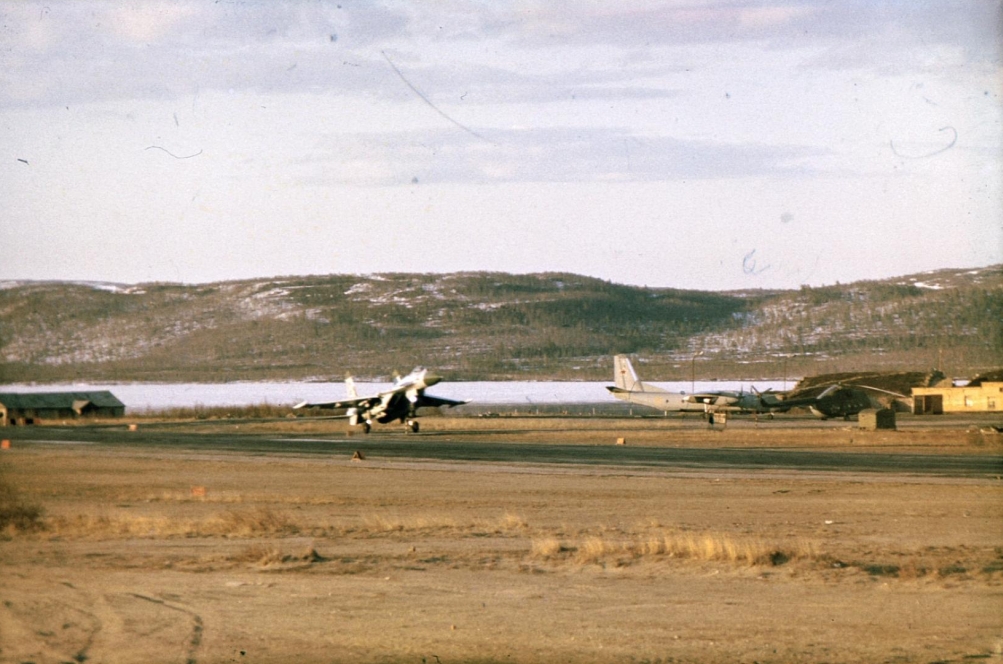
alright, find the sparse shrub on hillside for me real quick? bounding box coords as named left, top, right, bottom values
left=868, top=283, right=924, bottom=302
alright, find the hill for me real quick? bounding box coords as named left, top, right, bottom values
left=1, top=266, right=1000, bottom=383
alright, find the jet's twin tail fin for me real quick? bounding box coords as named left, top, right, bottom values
left=345, top=374, right=358, bottom=399
left=613, top=355, right=667, bottom=393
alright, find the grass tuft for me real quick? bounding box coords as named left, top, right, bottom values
left=233, top=543, right=324, bottom=566
left=499, top=513, right=528, bottom=531
left=363, top=514, right=459, bottom=533
left=234, top=543, right=285, bottom=565
left=214, top=508, right=300, bottom=537
left=530, top=537, right=565, bottom=559
left=576, top=536, right=620, bottom=564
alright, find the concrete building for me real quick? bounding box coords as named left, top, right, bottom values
left=912, top=382, right=1003, bottom=414
left=0, top=391, right=126, bottom=426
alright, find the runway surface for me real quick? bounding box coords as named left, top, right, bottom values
left=8, top=424, right=1003, bottom=479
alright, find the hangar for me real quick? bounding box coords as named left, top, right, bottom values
left=912, top=382, right=1003, bottom=414
left=0, top=391, right=126, bottom=426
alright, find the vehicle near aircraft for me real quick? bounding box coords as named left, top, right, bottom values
left=606, top=355, right=775, bottom=414
left=293, top=367, right=467, bottom=433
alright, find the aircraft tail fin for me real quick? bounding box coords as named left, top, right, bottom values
left=345, top=374, right=358, bottom=398
left=616, top=354, right=654, bottom=392
left=613, top=355, right=669, bottom=393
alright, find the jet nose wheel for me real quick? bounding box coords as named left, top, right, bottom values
left=406, top=419, right=420, bottom=433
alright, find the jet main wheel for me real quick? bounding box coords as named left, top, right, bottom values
left=361, top=422, right=371, bottom=434
left=406, top=420, right=420, bottom=433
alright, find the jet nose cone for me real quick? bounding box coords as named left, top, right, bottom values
left=423, top=373, right=442, bottom=387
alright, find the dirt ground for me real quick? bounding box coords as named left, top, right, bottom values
left=1, top=418, right=1002, bottom=663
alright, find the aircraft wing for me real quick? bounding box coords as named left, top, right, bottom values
left=293, top=396, right=381, bottom=410
left=414, top=395, right=469, bottom=409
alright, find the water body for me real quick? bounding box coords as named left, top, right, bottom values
left=1, top=380, right=789, bottom=412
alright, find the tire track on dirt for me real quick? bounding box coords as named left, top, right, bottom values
left=0, top=584, right=102, bottom=664
left=126, top=593, right=204, bottom=664
left=64, top=583, right=102, bottom=664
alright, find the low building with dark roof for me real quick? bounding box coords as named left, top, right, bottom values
left=0, top=391, right=126, bottom=425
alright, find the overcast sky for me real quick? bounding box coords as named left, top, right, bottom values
left=2, top=1, right=1000, bottom=291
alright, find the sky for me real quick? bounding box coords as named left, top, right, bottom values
left=1, top=1, right=1001, bottom=291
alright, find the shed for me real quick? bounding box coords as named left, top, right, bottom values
left=858, top=408, right=896, bottom=430
left=0, top=391, right=126, bottom=426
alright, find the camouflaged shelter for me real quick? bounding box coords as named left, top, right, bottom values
left=0, top=391, right=125, bottom=425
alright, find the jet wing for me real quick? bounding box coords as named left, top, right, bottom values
left=414, top=395, right=469, bottom=409
left=293, top=396, right=381, bottom=410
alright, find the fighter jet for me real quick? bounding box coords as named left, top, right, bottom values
left=607, top=355, right=773, bottom=414
left=293, top=367, right=467, bottom=433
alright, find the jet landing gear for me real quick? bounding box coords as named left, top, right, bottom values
left=349, top=410, right=372, bottom=434
left=405, top=419, right=420, bottom=433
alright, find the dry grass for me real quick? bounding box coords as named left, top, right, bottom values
left=102, top=488, right=351, bottom=507
left=213, top=508, right=300, bottom=536
left=530, top=537, right=565, bottom=558
left=28, top=498, right=821, bottom=570
left=556, top=530, right=821, bottom=567
left=500, top=513, right=529, bottom=530
left=361, top=512, right=529, bottom=535
left=362, top=513, right=460, bottom=532
left=0, top=465, right=44, bottom=535
left=666, top=531, right=808, bottom=566
left=45, top=508, right=302, bottom=539
left=31, top=506, right=533, bottom=542
left=230, top=543, right=285, bottom=564
left=231, top=543, right=324, bottom=566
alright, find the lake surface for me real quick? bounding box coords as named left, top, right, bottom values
left=1, top=380, right=790, bottom=412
